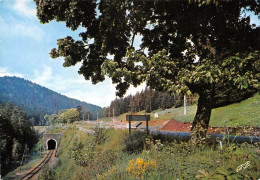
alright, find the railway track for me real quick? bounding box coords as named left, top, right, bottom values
left=21, top=150, right=54, bottom=180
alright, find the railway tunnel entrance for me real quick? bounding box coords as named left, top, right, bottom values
left=47, top=139, right=56, bottom=150
left=43, top=133, right=63, bottom=156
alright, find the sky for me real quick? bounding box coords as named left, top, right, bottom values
left=0, top=0, right=145, bottom=108
left=0, top=0, right=259, bottom=108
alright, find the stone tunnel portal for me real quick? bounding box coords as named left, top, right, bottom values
left=47, top=139, right=56, bottom=150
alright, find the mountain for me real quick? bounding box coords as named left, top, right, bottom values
left=0, top=76, right=103, bottom=125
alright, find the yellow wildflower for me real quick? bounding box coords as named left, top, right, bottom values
left=125, top=157, right=157, bottom=178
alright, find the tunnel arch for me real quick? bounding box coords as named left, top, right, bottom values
left=47, top=138, right=57, bottom=150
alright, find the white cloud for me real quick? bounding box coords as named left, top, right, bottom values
left=61, top=77, right=117, bottom=107
left=0, top=16, right=44, bottom=41
left=58, top=77, right=117, bottom=107
left=0, top=67, right=24, bottom=78
left=66, top=78, right=91, bottom=85
left=13, top=0, right=36, bottom=19
left=31, top=65, right=53, bottom=85
left=29, top=65, right=109, bottom=106
left=125, top=83, right=146, bottom=97
left=28, top=65, right=146, bottom=107
left=13, top=22, right=44, bottom=41
left=61, top=82, right=146, bottom=108
left=30, top=65, right=74, bottom=91
left=62, top=89, right=113, bottom=108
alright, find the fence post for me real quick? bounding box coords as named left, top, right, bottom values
left=184, top=95, right=187, bottom=115
left=129, top=115, right=132, bottom=141
left=146, top=118, right=149, bottom=135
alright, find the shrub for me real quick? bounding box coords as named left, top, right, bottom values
left=124, top=131, right=148, bottom=153
left=93, top=127, right=108, bottom=145
left=70, top=142, right=96, bottom=167
left=174, top=99, right=182, bottom=108
left=38, top=165, right=56, bottom=180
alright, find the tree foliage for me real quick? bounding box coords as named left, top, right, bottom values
left=35, top=0, right=259, bottom=143
left=0, top=103, right=38, bottom=176
left=59, top=108, right=80, bottom=124
left=44, top=108, right=81, bottom=124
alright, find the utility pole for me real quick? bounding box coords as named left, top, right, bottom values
left=83, top=113, right=85, bottom=121
left=109, top=107, right=111, bottom=121
left=88, top=113, right=90, bottom=122
left=184, top=95, right=187, bottom=115
left=113, top=107, right=115, bottom=121
left=112, top=107, right=115, bottom=127
left=96, top=112, right=98, bottom=125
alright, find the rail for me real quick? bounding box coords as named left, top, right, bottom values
left=20, top=150, right=54, bottom=180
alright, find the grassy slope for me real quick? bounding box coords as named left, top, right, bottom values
left=178, top=93, right=260, bottom=127
left=7, top=123, right=259, bottom=179
left=43, top=128, right=260, bottom=179
left=53, top=129, right=88, bottom=179
left=113, top=93, right=260, bottom=127
left=210, top=93, right=260, bottom=126
left=51, top=128, right=132, bottom=179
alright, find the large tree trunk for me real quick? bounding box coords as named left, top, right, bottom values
left=190, top=89, right=213, bottom=145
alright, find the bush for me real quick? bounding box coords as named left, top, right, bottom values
left=38, top=165, right=56, bottom=180
left=93, top=127, right=108, bottom=145
left=124, top=131, right=148, bottom=153
left=174, top=99, right=182, bottom=108
left=70, top=142, right=96, bottom=167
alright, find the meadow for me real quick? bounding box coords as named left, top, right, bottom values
left=113, top=93, right=260, bottom=127
left=38, top=126, right=259, bottom=180
left=4, top=94, right=259, bottom=179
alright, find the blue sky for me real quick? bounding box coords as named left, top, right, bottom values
left=0, top=0, right=259, bottom=108
left=0, top=0, right=145, bottom=107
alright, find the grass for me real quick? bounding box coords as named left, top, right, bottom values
left=51, top=127, right=134, bottom=179
left=33, top=125, right=67, bottom=134
left=8, top=125, right=259, bottom=179
left=46, top=125, right=67, bottom=134
left=52, top=129, right=84, bottom=179
left=33, top=126, right=47, bottom=134
left=210, top=94, right=260, bottom=126
left=151, top=105, right=197, bottom=122
left=113, top=93, right=260, bottom=127
left=41, top=127, right=260, bottom=179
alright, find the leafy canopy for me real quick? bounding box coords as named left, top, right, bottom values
left=35, top=0, right=259, bottom=97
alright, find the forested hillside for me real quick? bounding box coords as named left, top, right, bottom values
left=0, top=76, right=102, bottom=125
left=103, top=86, right=257, bottom=118
left=102, top=88, right=197, bottom=117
